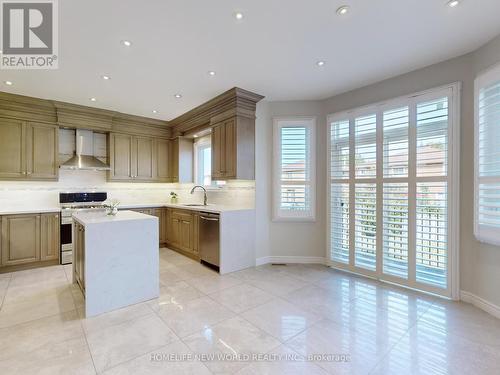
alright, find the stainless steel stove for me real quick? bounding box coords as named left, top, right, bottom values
left=59, top=192, right=107, bottom=264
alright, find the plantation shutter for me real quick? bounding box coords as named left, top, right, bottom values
left=273, top=118, right=316, bottom=221
left=475, top=65, right=500, bottom=246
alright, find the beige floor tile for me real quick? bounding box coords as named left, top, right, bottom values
left=81, top=302, right=153, bottom=334
left=187, top=273, right=243, bottom=294
left=85, top=313, right=178, bottom=373
left=172, top=263, right=219, bottom=279
left=241, top=298, right=322, bottom=342
left=281, top=264, right=334, bottom=283
left=208, top=283, right=274, bottom=313
left=287, top=318, right=390, bottom=375
left=0, top=336, right=96, bottom=375
left=246, top=273, right=308, bottom=297
left=0, top=310, right=83, bottom=361
left=102, top=340, right=211, bottom=375
left=235, top=345, right=329, bottom=375
left=152, top=296, right=235, bottom=338
left=183, top=316, right=281, bottom=374
left=419, top=298, right=500, bottom=346
left=0, top=285, right=76, bottom=328
left=159, top=266, right=185, bottom=284
left=8, top=266, right=67, bottom=288
left=159, top=249, right=197, bottom=267
left=148, top=280, right=204, bottom=308
left=370, top=320, right=500, bottom=375
left=283, top=284, right=353, bottom=319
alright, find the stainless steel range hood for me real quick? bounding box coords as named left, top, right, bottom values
left=60, top=129, right=110, bottom=171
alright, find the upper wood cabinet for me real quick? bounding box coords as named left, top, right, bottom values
left=211, top=116, right=254, bottom=180
left=0, top=118, right=58, bottom=181
left=109, top=133, right=170, bottom=182
left=156, top=139, right=170, bottom=182
left=169, top=137, right=193, bottom=183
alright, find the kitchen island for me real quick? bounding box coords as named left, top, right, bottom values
left=72, top=210, right=159, bottom=317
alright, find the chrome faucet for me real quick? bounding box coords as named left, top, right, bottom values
left=190, top=185, right=208, bottom=206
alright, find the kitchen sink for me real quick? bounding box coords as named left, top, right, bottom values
left=182, top=204, right=208, bottom=207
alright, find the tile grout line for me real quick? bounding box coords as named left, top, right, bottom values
left=0, top=273, right=13, bottom=311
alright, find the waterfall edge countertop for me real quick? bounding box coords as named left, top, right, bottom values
left=72, top=210, right=159, bottom=317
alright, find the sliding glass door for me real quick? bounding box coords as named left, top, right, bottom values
left=327, top=84, right=459, bottom=298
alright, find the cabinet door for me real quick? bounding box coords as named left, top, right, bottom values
left=109, top=134, right=133, bottom=180
left=156, top=139, right=170, bottom=182
left=170, top=214, right=181, bottom=247
left=26, top=122, right=58, bottom=180
left=193, top=213, right=199, bottom=254
left=1, top=214, right=40, bottom=266
left=180, top=218, right=193, bottom=253
left=0, top=118, right=26, bottom=179
left=211, top=123, right=225, bottom=179
left=169, top=139, right=179, bottom=182
left=224, top=118, right=237, bottom=178
left=135, top=137, right=154, bottom=180
left=41, top=213, right=60, bottom=261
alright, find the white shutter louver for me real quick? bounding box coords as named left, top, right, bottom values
left=476, top=71, right=500, bottom=245
left=355, top=183, right=377, bottom=271
left=355, top=114, right=377, bottom=178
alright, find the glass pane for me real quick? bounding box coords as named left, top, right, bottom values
left=383, top=183, right=408, bottom=279
left=281, top=127, right=309, bottom=181
left=478, top=81, right=500, bottom=177
left=355, top=183, right=376, bottom=270
left=280, top=185, right=310, bottom=211
left=331, top=120, right=350, bottom=179
left=331, top=183, right=349, bottom=263
left=416, top=182, right=447, bottom=288
left=383, top=107, right=409, bottom=178
left=416, top=98, right=448, bottom=177
left=355, top=114, right=377, bottom=178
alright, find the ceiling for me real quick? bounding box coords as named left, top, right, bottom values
left=1, top=0, right=500, bottom=121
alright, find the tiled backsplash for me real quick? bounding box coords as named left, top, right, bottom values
left=0, top=169, right=255, bottom=210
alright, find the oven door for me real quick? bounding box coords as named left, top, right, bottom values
left=60, top=217, right=73, bottom=264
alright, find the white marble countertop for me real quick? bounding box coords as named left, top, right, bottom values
left=0, top=202, right=253, bottom=216
left=0, top=207, right=61, bottom=215
left=72, top=210, right=157, bottom=225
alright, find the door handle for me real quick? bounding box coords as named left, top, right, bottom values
left=200, top=216, right=219, bottom=221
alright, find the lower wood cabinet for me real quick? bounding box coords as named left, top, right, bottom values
left=73, top=222, right=85, bottom=291
left=165, top=208, right=200, bottom=260
left=0, top=212, right=60, bottom=271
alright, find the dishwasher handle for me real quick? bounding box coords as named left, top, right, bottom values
left=200, top=215, right=219, bottom=222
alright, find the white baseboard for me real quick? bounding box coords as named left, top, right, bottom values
left=256, top=256, right=326, bottom=266
left=460, top=290, right=500, bottom=319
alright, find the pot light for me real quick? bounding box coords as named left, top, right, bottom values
left=208, top=71, right=216, bottom=76
left=336, top=5, right=350, bottom=16
left=316, top=60, right=326, bottom=67
left=121, top=40, right=132, bottom=47
left=89, top=97, right=97, bottom=102
left=101, top=75, right=111, bottom=80
left=447, top=0, right=460, bottom=7
left=193, top=134, right=198, bottom=138
left=235, top=12, right=243, bottom=20
left=152, top=110, right=158, bottom=114
left=4, top=80, right=13, bottom=86
left=174, top=93, right=182, bottom=99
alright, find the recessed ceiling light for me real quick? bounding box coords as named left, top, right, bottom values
left=121, top=40, right=132, bottom=47
left=89, top=97, right=97, bottom=102
left=336, top=5, right=350, bottom=16
left=193, top=134, right=198, bottom=138
left=235, top=12, right=243, bottom=20
left=208, top=71, right=216, bottom=76
left=447, top=0, right=460, bottom=7
left=101, top=75, right=111, bottom=80
left=4, top=80, right=13, bottom=86
left=152, top=110, right=158, bottom=114
left=174, top=94, right=182, bottom=99
left=316, top=60, right=326, bottom=67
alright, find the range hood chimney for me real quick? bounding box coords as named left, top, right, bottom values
left=60, top=129, right=110, bottom=171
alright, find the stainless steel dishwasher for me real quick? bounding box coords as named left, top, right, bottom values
left=199, top=212, right=220, bottom=268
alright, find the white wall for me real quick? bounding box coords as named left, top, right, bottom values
left=255, top=100, right=326, bottom=262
